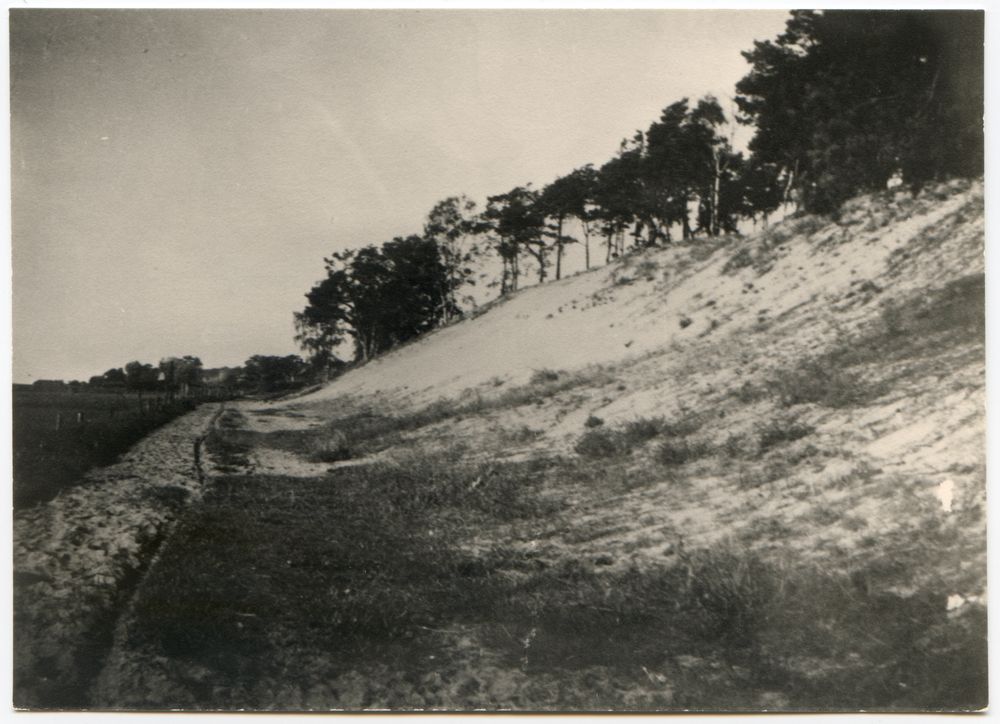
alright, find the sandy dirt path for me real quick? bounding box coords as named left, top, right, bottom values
left=14, top=403, right=222, bottom=709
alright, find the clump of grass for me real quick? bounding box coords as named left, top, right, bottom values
left=720, top=240, right=780, bottom=276
left=721, top=245, right=754, bottom=274
left=308, top=430, right=352, bottom=463
left=217, top=409, right=248, bottom=429
left=621, top=417, right=667, bottom=446
left=757, top=420, right=816, bottom=453
left=501, top=426, right=543, bottom=444
left=530, top=368, right=562, bottom=385
left=584, top=415, right=604, bottom=428
left=681, top=545, right=778, bottom=648
left=203, top=429, right=252, bottom=471
left=574, top=430, right=624, bottom=459
left=805, top=504, right=844, bottom=527
left=731, top=381, right=770, bottom=405
left=842, top=515, right=869, bottom=532
left=828, top=461, right=882, bottom=490
left=635, top=259, right=660, bottom=281
left=655, top=438, right=713, bottom=466
left=660, top=412, right=705, bottom=438
left=723, top=433, right=751, bottom=458
left=767, top=360, right=888, bottom=408
left=785, top=214, right=828, bottom=239
left=689, top=241, right=722, bottom=262
left=574, top=415, right=696, bottom=459
left=823, top=273, right=985, bottom=369
left=737, top=516, right=797, bottom=544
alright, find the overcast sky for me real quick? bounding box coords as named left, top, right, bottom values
left=10, top=7, right=793, bottom=383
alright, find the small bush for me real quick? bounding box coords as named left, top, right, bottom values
left=731, top=381, right=770, bottom=405
left=660, top=412, right=704, bottom=438
left=530, top=369, right=561, bottom=385
left=681, top=545, right=778, bottom=648
left=723, top=434, right=751, bottom=458
left=757, top=421, right=816, bottom=453
left=621, top=417, right=666, bottom=446
left=689, top=242, right=720, bottom=262
left=502, top=426, right=542, bottom=444
left=721, top=246, right=755, bottom=274
left=574, top=430, right=624, bottom=459
left=655, top=438, right=712, bottom=466
left=767, top=360, right=888, bottom=408
left=584, top=415, right=604, bottom=428
left=575, top=416, right=678, bottom=459
left=787, top=214, right=828, bottom=239
left=308, top=430, right=352, bottom=462
left=635, top=259, right=660, bottom=281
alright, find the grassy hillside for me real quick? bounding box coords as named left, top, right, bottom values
left=94, top=178, right=985, bottom=711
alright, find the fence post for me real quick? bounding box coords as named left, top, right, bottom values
left=55, top=413, right=62, bottom=431
left=77, top=412, right=84, bottom=426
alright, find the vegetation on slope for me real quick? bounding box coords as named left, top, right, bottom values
left=294, top=10, right=982, bottom=370
left=99, top=178, right=986, bottom=710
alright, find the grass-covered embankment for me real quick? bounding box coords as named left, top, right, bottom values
left=100, top=397, right=986, bottom=710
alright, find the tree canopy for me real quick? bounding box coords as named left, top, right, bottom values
left=736, top=10, right=984, bottom=212
left=295, top=234, right=457, bottom=363
left=291, top=10, right=983, bottom=369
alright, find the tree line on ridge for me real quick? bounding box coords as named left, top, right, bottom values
left=294, top=9, right=983, bottom=372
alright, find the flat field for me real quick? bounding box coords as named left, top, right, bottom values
left=13, top=389, right=194, bottom=510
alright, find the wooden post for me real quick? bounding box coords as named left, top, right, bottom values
left=55, top=413, right=62, bottom=431
left=77, top=412, right=84, bottom=425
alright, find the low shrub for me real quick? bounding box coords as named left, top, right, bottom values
left=574, top=416, right=684, bottom=459
left=635, top=259, right=660, bottom=281
left=767, top=360, right=888, bottom=408
left=621, top=417, right=667, bottom=446
left=655, top=438, right=713, bottom=466
left=530, top=368, right=562, bottom=385
left=308, top=430, right=352, bottom=463
left=721, top=246, right=755, bottom=274
left=757, top=421, right=816, bottom=453
left=502, top=426, right=543, bottom=444
left=660, top=412, right=704, bottom=438
left=574, top=430, right=624, bottom=459
left=731, top=381, right=770, bottom=405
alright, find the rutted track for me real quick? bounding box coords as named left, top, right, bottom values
left=13, top=404, right=222, bottom=709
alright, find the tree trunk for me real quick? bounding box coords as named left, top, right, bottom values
left=555, top=215, right=564, bottom=281
left=711, top=152, right=721, bottom=236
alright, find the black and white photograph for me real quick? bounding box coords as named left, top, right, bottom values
left=10, top=4, right=987, bottom=712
